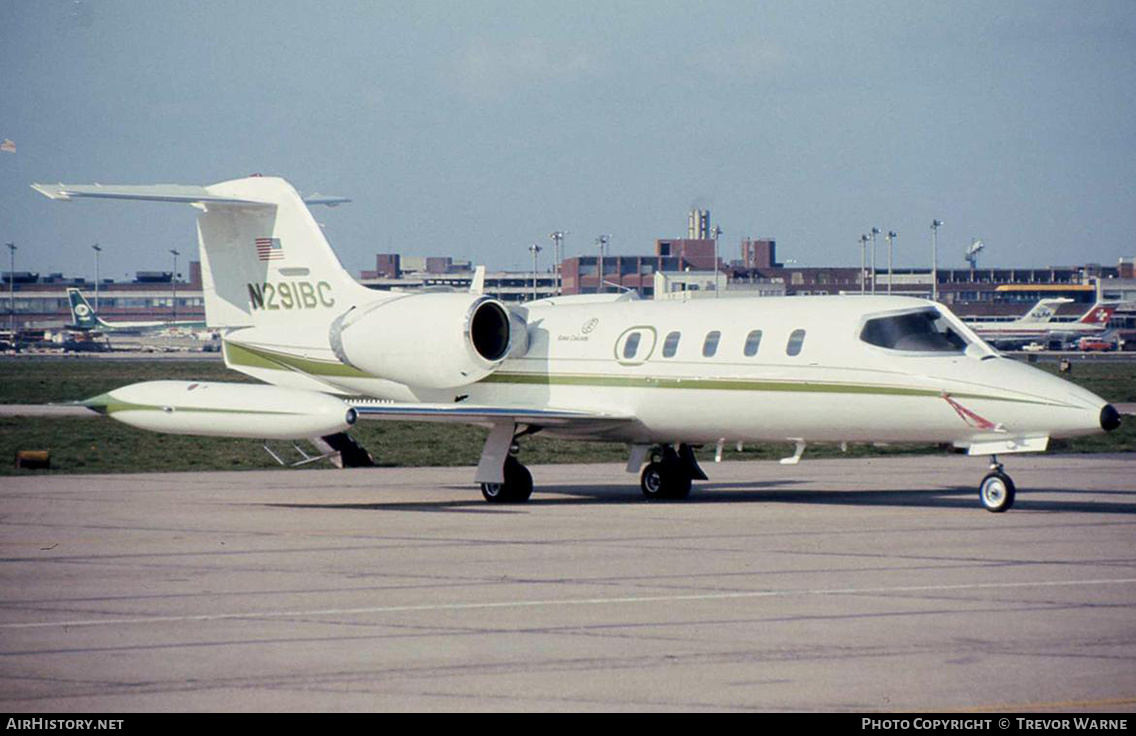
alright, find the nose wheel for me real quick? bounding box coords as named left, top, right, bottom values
left=978, top=458, right=1016, bottom=513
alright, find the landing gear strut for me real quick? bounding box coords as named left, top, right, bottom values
left=978, top=456, right=1016, bottom=513
left=481, top=454, right=533, bottom=504
left=640, top=444, right=705, bottom=501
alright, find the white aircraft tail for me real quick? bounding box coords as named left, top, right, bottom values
left=1018, top=298, right=1073, bottom=324
left=33, top=176, right=372, bottom=328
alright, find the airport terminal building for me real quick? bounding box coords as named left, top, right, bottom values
left=5, top=235, right=1135, bottom=348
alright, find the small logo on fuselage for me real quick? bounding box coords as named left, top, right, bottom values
left=558, top=317, right=599, bottom=343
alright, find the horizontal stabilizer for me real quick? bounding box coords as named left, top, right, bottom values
left=31, top=182, right=349, bottom=208
left=32, top=183, right=267, bottom=206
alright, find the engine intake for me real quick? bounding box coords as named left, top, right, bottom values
left=330, top=292, right=522, bottom=389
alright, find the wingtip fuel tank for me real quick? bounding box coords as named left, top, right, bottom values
left=82, top=381, right=356, bottom=440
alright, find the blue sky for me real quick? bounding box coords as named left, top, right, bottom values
left=2, top=0, right=1134, bottom=279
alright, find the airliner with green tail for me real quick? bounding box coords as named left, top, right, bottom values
left=67, top=288, right=206, bottom=333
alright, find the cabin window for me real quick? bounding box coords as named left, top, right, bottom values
left=614, top=327, right=657, bottom=365
left=662, top=331, right=681, bottom=358
left=860, top=310, right=967, bottom=353
left=786, top=329, right=806, bottom=356
left=623, top=332, right=641, bottom=359
left=702, top=331, right=721, bottom=357
left=743, top=330, right=763, bottom=357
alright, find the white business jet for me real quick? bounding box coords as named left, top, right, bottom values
left=32, top=176, right=1121, bottom=512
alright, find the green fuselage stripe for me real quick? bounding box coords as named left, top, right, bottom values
left=224, top=343, right=1050, bottom=406
left=479, top=372, right=1042, bottom=405
left=225, top=341, right=372, bottom=378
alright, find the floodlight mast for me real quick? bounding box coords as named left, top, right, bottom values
left=169, top=249, right=180, bottom=323
left=712, top=225, right=723, bottom=298
left=870, top=227, right=881, bottom=293
left=92, top=243, right=102, bottom=313
left=886, top=231, right=897, bottom=294
left=6, top=242, right=15, bottom=333
left=858, top=234, right=868, bottom=294
left=595, top=234, right=610, bottom=293
left=528, top=243, right=542, bottom=301
left=549, top=231, right=567, bottom=295
left=930, top=220, right=944, bottom=301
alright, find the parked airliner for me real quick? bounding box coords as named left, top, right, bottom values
left=33, top=176, right=1121, bottom=511
left=66, top=288, right=206, bottom=333
left=964, top=297, right=1116, bottom=349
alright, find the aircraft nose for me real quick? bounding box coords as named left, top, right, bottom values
left=1100, top=404, right=1122, bottom=432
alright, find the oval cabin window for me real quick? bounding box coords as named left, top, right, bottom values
left=614, top=327, right=657, bottom=365
left=702, top=331, right=721, bottom=358
left=786, top=329, right=806, bottom=356
left=744, top=330, right=763, bottom=357
left=623, top=332, right=641, bottom=359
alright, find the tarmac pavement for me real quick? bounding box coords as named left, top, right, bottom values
left=1, top=454, right=1134, bottom=712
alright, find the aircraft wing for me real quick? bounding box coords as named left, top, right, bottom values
left=350, top=400, right=636, bottom=484
left=350, top=400, right=634, bottom=433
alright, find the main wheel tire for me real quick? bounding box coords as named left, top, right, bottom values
left=979, top=471, right=1016, bottom=513
left=480, top=481, right=507, bottom=503
left=481, top=456, right=533, bottom=504
left=640, top=462, right=666, bottom=500
left=640, top=461, right=692, bottom=501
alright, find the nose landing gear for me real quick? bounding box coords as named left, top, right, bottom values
left=979, top=456, right=1016, bottom=513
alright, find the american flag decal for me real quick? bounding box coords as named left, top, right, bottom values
left=255, top=237, right=283, bottom=261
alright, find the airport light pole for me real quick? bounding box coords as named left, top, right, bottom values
left=169, top=249, right=180, bottom=323
left=595, top=234, right=609, bottom=294
left=6, top=242, right=15, bottom=334
left=528, top=243, right=542, bottom=301
left=712, top=225, right=723, bottom=298
left=886, top=231, right=897, bottom=294
left=858, top=234, right=868, bottom=294
left=92, top=243, right=102, bottom=313
left=869, top=227, right=880, bottom=294
left=930, top=219, right=943, bottom=301
left=549, top=231, right=567, bottom=295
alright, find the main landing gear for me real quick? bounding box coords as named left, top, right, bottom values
left=640, top=444, right=707, bottom=501
left=978, top=456, right=1016, bottom=513
left=480, top=454, right=533, bottom=504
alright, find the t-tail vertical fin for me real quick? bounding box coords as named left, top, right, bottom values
left=1080, top=303, right=1116, bottom=325
left=35, top=177, right=372, bottom=330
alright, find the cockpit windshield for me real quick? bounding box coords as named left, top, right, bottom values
left=860, top=309, right=969, bottom=353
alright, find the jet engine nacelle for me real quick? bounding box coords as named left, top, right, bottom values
left=83, top=380, right=357, bottom=440
left=330, top=292, right=523, bottom=390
